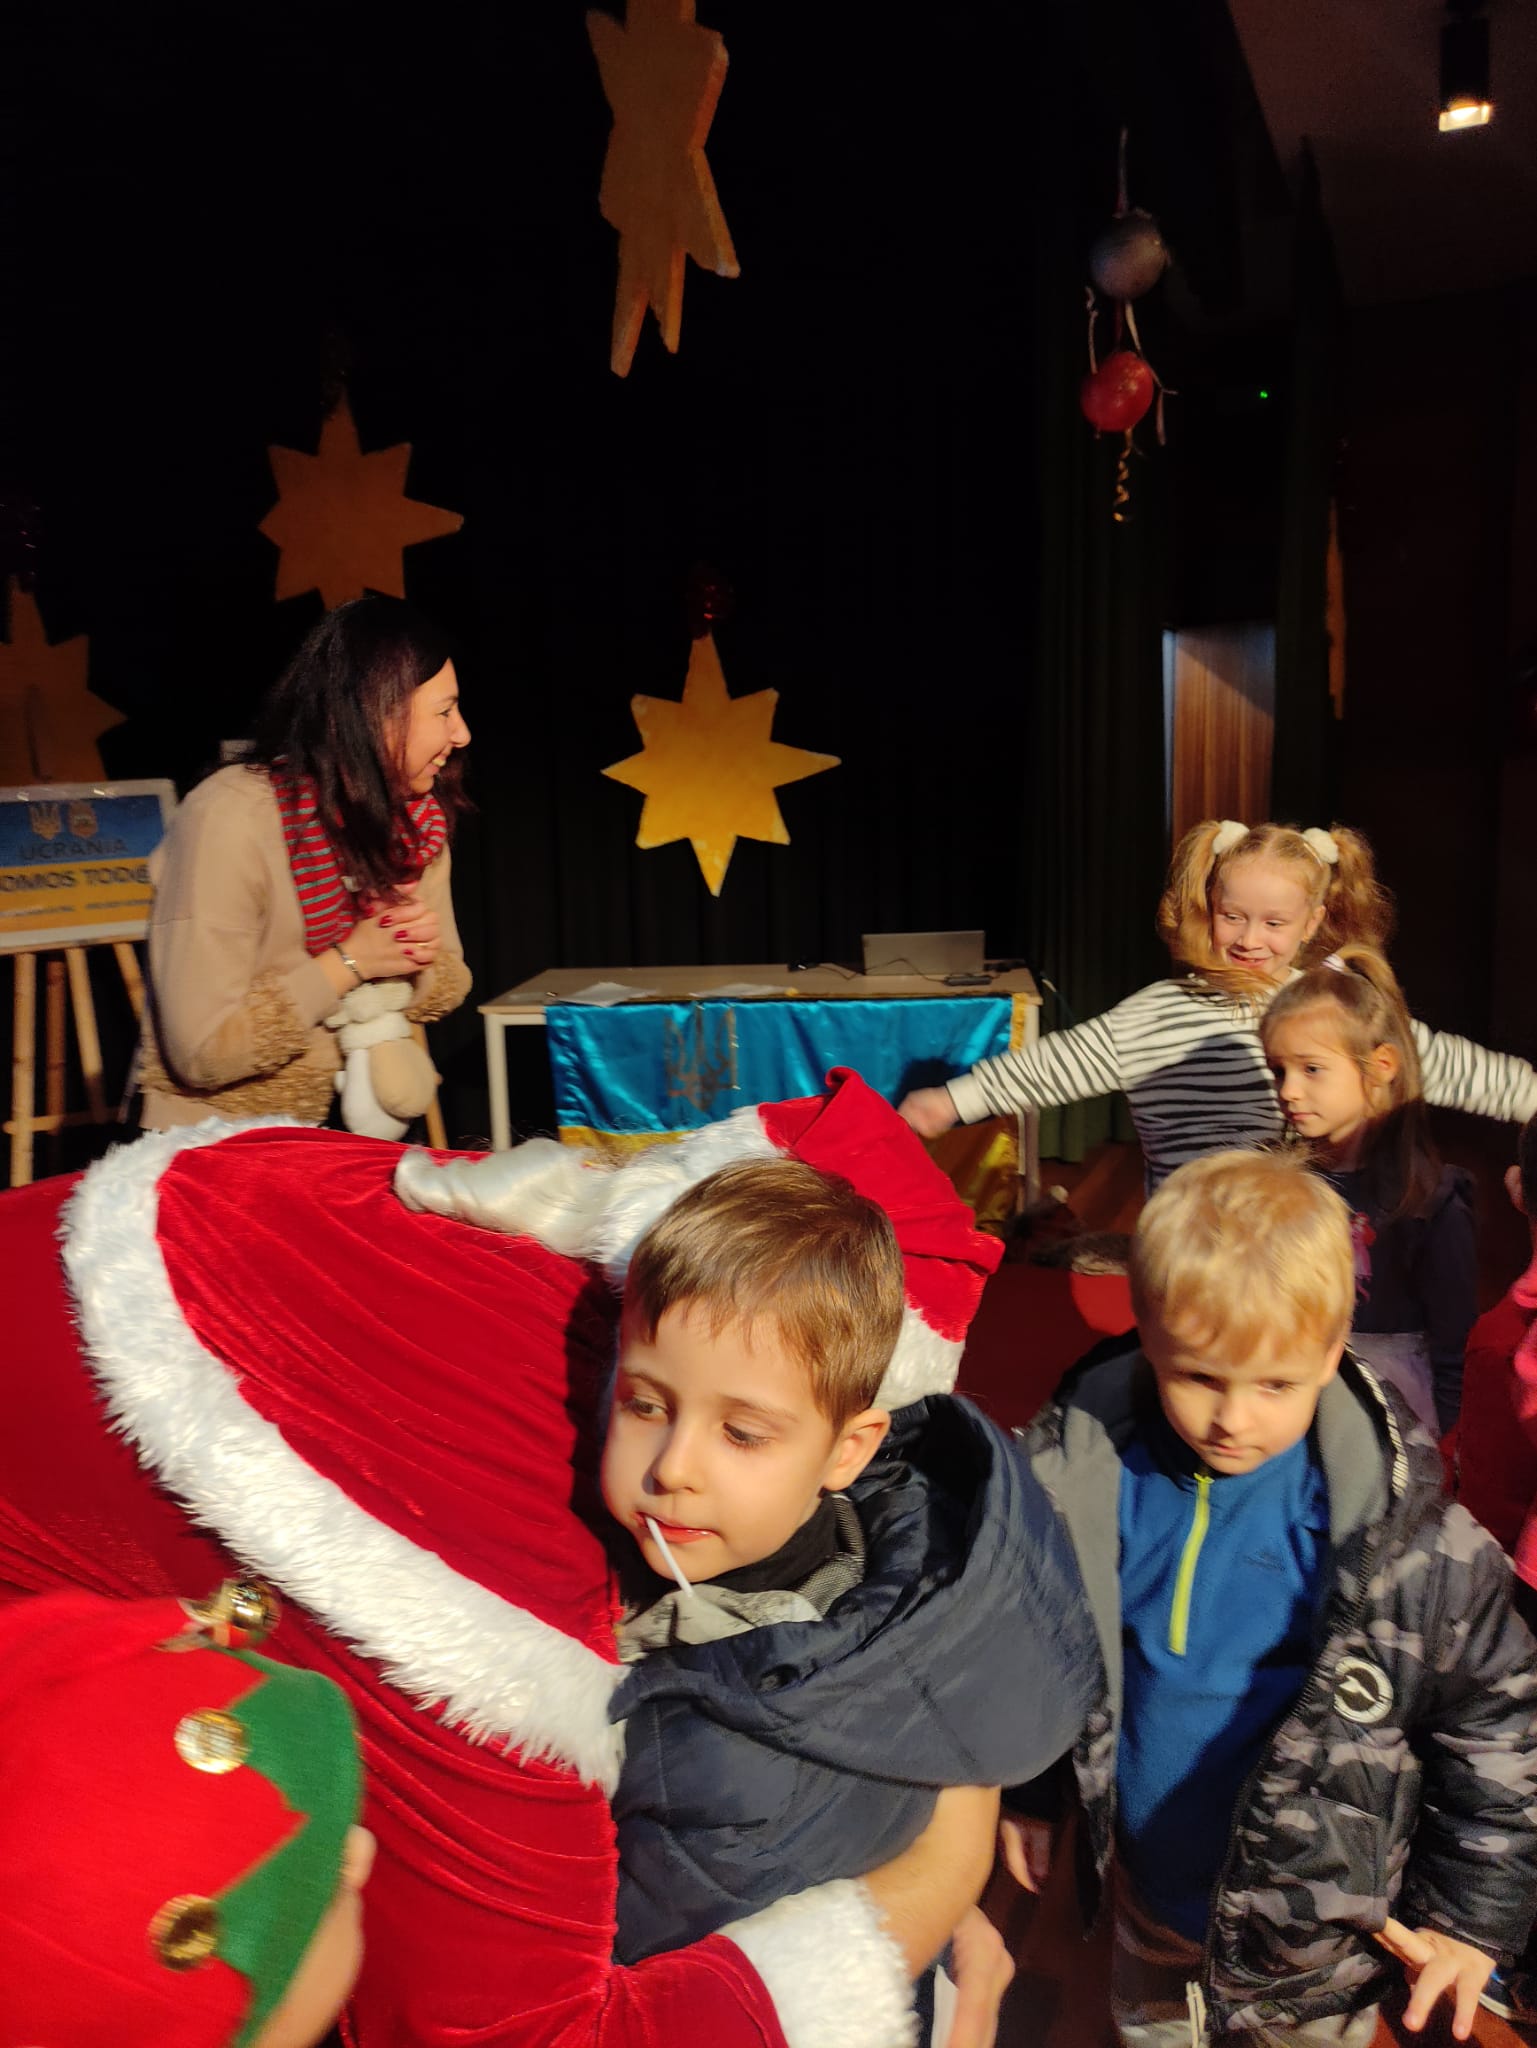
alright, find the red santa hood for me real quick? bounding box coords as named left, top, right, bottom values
left=63, top=1119, right=628, bottom=1791
left=396, top=1066, right=1003, bottom=1411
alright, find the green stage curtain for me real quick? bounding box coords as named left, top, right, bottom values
left=1272, top=147, right=1344, bottom=824
left=1022, top=112, right=1169, bottom=1166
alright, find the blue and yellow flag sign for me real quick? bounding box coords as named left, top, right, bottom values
left=0, top=780, right=175, bottom=952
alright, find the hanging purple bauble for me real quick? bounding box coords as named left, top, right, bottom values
left=1089, top=210, right=1169, bottom=301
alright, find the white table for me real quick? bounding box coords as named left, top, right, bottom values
left=479, top=962, right=1042, bottom=1192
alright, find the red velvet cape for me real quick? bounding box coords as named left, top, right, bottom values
left=1, top=1130, right=787, bottom=2048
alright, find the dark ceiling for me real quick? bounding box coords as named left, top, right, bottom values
left=1228, top=0, right=1537, bottom=306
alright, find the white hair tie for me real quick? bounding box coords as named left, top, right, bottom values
left=1301, top=827, right=1339, bottom=868
left=1212, top=820, right=1248, bottom=857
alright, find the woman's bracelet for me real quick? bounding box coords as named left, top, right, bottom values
left=333, top=943, right=363, bottom=986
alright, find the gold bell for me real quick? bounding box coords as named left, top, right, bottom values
left=149, top=1894, right=221, bottom=1970
left=182, top=1578, right=281, bottom=1648
left=174, top=1706, right=250, bottom=1775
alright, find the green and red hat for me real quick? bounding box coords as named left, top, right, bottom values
left=0, top=1586, right=361, bottom=2048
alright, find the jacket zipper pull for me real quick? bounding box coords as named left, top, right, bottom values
left=1169, top=1470, right=1212, bottom=1657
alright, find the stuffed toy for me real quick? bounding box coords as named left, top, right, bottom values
left=323, top=979, right=437, bottom=1140
left=0, top=1071, right=1006, bottom=2048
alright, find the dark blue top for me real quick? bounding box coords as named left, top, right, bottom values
left=608, top=1395, right=1103, bottom=1962
left=1323, top=1163, right=1476, bottom=1433
left=1117, top=1410, right=1329, bottom=1939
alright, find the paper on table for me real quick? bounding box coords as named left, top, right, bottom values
left=558, top=980, right=662, bottom=1006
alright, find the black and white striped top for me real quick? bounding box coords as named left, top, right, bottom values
left=945, top=976, right=1537, bottom=1188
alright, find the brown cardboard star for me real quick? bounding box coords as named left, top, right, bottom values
left=587, top=0, right=740, bottom=377
left=604, top=632, right=838, bottom=895
left=259, top=394, right=464, bottom=607
left=0, top=582, right=120, bottom=783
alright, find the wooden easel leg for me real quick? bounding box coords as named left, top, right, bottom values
left=44, top=956, right=67, bottom=1175
left=113, top=941, right=145, bottom=1023
left=65, top=947, right=108, bottom=1123
left=9, top=952, right=37, bottom=1189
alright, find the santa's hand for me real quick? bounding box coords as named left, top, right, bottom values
left=946, top=1904, right=1014, bottom=2048
left=899, top=1086, right=959, bottom=1139
left=1377, top=1918, right=1495, bottom=2041
left=998, top=1814, right=1053, bottom=1894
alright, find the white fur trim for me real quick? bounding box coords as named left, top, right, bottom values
left=396, top=1113, right=964, bottom=1406
left=62, top=1119, right=626, bottom=1790
left=723, top=1879, right=916, bottom=2048
left=397, top=1108, right=781, bottom=1281
left=879, top=1308, right=963, bottom=1409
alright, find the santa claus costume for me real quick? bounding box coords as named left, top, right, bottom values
left=2, top=1069, right=1019, bottom=2048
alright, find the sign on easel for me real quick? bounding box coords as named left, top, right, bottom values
left=0, top=780, right=176, bottom=953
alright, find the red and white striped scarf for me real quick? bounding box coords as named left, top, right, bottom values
left=271, top=773, right=448, bottom=957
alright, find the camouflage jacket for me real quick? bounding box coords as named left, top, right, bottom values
left=1024, top=1349, right=1537, bottom=2034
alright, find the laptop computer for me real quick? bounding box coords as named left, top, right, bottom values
left=860, top=930, right=986, bottom=978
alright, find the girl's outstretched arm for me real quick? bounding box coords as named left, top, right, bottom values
left=1414, top=1020, right=1537, bottom=1127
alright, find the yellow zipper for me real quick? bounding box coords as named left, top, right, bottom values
left=1168, top=1470, right=1212, bottom=1656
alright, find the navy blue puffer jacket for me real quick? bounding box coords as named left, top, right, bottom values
left=609, top=1393, right=1102, bottom=1961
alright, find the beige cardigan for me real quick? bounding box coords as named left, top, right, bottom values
left=140, top=765, right=472, bottom=1129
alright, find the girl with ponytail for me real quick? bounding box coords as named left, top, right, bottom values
left=1261, top=947, right=1475, bottom=1434
left=899, top=818, right=1537, bottom=1191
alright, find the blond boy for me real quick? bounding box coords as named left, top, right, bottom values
left=1013, top=1150, right=1537, bottom=2047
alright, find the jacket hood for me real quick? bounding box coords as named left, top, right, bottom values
left=610, top=1394, right=1100, bottom=1790
left=1038, top=1344, right=1437, bottom=1543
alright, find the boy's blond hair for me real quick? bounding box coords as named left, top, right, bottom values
left=623, top=1158, right=905, bottom=1424
left=1131, top=1150, right=1354, bottom=1360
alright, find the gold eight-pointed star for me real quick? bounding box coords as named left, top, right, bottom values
left=604, top=633, right=838, bottom=895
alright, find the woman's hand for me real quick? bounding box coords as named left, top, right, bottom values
left=378, top=885, right=441, bottom=970
left=319, top=911, right=430, bottom=994
left=898, top=1086, right=959, bottom=1139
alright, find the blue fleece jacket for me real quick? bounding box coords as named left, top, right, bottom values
left=1117, top=1410, right=1330, bottom=1939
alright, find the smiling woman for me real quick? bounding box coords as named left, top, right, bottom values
left=138, top=597, right=472, bottom=1132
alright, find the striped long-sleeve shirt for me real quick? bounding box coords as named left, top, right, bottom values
left=944, top=975, right=1537, bottom=1188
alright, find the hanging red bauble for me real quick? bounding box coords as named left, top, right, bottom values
left=1079, top=350, right=1154, bottom=435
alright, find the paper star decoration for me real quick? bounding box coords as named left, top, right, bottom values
left=604, top=633, right=838, bottom=895
left=259, top=394, right=464, bottom=607
left=587, top=0, right=740, bottom=377
left=0, top=581, right=121, bottom=784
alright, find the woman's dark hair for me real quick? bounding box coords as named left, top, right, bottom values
left=250, top=596, right=465, bottom=898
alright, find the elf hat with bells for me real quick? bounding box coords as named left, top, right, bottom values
left=0, top=1585, right=361, bottom=2048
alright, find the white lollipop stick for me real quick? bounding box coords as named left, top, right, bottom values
left=644, top=1516, right=701, bottom=1609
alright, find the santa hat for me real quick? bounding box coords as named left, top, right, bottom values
left=61, top=1072, right=998, bottom=1803
left=0, top=1588, right=360, bottom=2048
left=395, top=1065, right=1003, bottom=1410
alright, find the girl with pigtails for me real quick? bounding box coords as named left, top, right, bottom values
left=899, top=818, right=1537, bottom=1191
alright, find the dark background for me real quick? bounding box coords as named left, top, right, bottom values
left=3, top=0, right=1533, bottom=1151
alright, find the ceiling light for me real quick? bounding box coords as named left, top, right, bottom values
left=1440, top=6, right=1494, bottom=131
